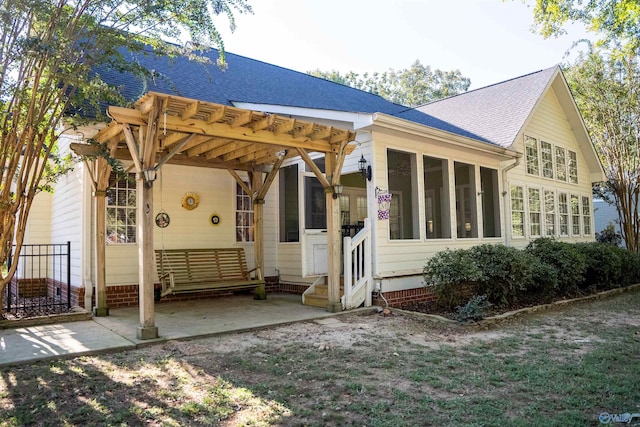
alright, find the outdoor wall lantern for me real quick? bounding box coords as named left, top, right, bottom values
left=332, top=184, right=344, bottom=199
left=359, top=155, right=372, bottom=181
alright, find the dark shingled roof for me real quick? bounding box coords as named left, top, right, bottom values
left=97, top=47, right=407, bottom=115
left=96, top=46, right=559, bottom=148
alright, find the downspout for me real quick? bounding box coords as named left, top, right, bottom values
left=502, top=154, right=522, bottom=247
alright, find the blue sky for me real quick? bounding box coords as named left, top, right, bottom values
left=217, top=0, right=590, bottom=89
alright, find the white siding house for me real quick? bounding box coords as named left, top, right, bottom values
left=25, top=49, right=604, bottom=312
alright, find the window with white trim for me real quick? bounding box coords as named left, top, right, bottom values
left=541, top=141, right=554, bottom=179
left=106, top=173, right=136, bottom=244
left=511, top=185, right=525, bottom=237
left=544, top=190, right=556, bottom=236
left=525, top=136, right=539, bottom=175
left=571, top=194, right=581, bottom=235
left=555, top=147, right=567, bottom=181
left=582, top=196, right=591, bottom=235
left=568, top=151, right=578, bottom=184
left=528, top=188, right=541, bottom=237
left=236, top=182, right=254, bottom=242
left=558, top=193, right=569, bottom=236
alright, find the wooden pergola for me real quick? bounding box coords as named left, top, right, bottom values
left=72, top=92, right=356, bottom=339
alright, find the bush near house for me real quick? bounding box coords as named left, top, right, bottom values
left=423, top=239, right=640, bottom=319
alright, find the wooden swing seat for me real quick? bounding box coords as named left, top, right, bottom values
left=155, top=248, right=264, bottom=298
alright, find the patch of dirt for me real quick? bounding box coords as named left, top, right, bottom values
left=2, top=292, right=640, bottom=426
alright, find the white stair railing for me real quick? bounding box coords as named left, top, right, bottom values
left=342, top=218, right=372, bottom=309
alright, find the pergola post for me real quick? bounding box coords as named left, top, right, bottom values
left=325, top=153, right=342, bottom=312
left=252, top=171, right=267, bottom=299
left=136, top=172, right=158, bottom=339
left=92, top=186, right=109, bottom=316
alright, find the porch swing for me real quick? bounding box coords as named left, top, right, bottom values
left=153, top=170, right=264, bottom=301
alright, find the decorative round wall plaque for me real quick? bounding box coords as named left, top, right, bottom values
left=155, top=211, right=170, bottom=228
left=210, top=213, right=221, bottom=226
left=181, top=192, right=200, bottom=210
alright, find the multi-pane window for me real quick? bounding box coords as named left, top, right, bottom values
left=511, top=185, right=525, bottom=237
left=555, top=147, right=567, bottom=181
left=558, top=193, right=569, bottom=236
left=571, top=194, right=581, bottom=235
left=541, top=141, right=554, bottom=179
left=528, top=188, right=541, bottom=237
left=106, top=173, right=136, bottom=244
left=568, top=151, right=578, bottom=184
left=544, top=190, right=556, bottom=236
left=236, top=183, right=254, bottom=242
left=582, top=196, right=591, bottom=235
left=525, top=136, right=539, bottom=175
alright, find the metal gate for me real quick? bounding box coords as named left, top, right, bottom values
left=3, top=242, right=71, bottom=318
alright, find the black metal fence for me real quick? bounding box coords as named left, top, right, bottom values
left=3, top=242, right=71, bottom=318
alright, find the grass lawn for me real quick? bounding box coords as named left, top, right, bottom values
left=1, top=289, right=639, bottom=426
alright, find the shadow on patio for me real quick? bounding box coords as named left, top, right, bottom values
left=92, top=294, right=340, bottom=345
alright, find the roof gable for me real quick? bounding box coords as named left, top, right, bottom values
left=403, top=66, right=559, bottom=148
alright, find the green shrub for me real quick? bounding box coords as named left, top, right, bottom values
left=423, top=249, right=482, bottom=310
left=469, top=244, right=539, bottom=307
left=575, top=242, right=623, bottom=291
left=455, top=295, right=492, bottom=323
left=525, top=238, right=587, bottom=296
left=618, top=249, right=640, bottom=286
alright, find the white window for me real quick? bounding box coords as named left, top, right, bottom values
left=525, top=136, right=539, bottom=176
left=511, top=185, right=525, bottom=237
left=571, top=194, right=581, bottom=235
left=236, top=182, right=254, bottom=242
left=582, top=196, right=592, bottom=235
left=558, top=193, right=569, bottom=236
left=568, top=151, right=578, bottom=184
left=555, top=147, right=567, bottom=182
left=544, top=190, right=556, bottom=236
left=528, top=188, right=541, bottom=237
left=106, top=173, right=136, bottom=244
left=541, top=141, right=554, bottom=179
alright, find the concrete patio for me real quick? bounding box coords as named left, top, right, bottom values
left=0, top=294, right=346, bottom=367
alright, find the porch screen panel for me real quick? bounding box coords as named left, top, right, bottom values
left=454, top=162, right=477, bottom=238
left=279, top=164, right=299, bottom=242
left=423, top=155, right=451, bottom=239
left=387, top=149, right=419, bottom=240
left=304, top=176, right=326, bottom=229
left=480, top=167, right=501, bottom=237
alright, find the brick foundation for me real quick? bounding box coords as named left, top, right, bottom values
left=373, top=287, right=438, bottom=308
left=78, top=277, right=441, bottom=309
